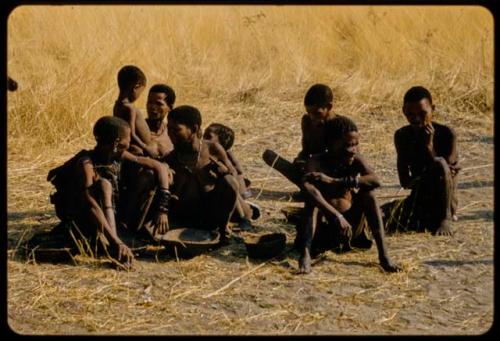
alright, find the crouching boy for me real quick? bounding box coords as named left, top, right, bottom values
left=297, top=115, right=400, bottom=274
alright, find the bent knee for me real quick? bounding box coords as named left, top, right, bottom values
left=357, top=190, right=378, bottom=204
left=432, top=157, right=451, bottom=176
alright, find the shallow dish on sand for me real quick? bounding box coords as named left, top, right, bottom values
left=159, top=228, right=220, bottom=258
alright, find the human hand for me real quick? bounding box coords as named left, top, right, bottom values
left=303, top=172, right=333, bottom=184
left=423, top=123, right=434, bottom=148
left=154, top=213, right=170, bottom=236
left=117, top=243, right=134, bottom=266
left=145, top=145, right=160, bottom=159
left=337, top=214, right=353, bottom=240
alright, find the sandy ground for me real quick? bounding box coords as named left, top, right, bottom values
left=6, top=97, right=494, bottom=335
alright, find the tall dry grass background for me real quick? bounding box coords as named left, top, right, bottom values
left=8, top=6, right=493, bottom=153
left=7, top=5, right=494, bottom=335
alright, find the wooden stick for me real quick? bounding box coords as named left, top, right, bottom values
left=460, top=164, right=493, bottom=172
left=202, top=261, right=268, bottom=299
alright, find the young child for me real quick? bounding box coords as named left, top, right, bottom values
left=297, top=115, right=400, bottom=274
left=203, top=123, right=260, bottom=230
left=382, top=86, right=459, bottom=236
left=47, top=116, right=172, bottom=269
left=263, top=83, right=337, bottom=193
left=164, top=106, right=241, bottom=244
left=113, top=65, right=158, bottom=158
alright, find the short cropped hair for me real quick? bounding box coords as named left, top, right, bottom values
left=325, top=115, right=358, bottom=140
left=304, top=84, right=334, bottom=107
left=93, top=116, right=130, bottom=145
left=205, top=123, right=235, bottom=150
left=403, top=86, right=433, bottom=104
left=117, top=65, right=146, bottom=91
left=149, top=84, right=176, bottom=109
left=167, top=105, right=202, bottom=130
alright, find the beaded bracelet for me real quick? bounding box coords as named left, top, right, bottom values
left=158, top=188, right=171, bottom=213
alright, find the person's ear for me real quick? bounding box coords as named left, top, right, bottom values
left=431, top=104, right=436, bottom=111
left=112, top=139, right=119, bottom=153
left=327, top=102, right=333, bottom=111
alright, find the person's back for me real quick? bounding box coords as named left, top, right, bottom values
left=113, top=65, right=158, bottom=158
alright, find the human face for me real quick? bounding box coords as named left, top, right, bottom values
left=306, top=103, right=332, bottom=124
left=403, top=98, right=434, bottom=129
left=327, top=131, right=359, bottom=165
left=167, top=119, right=195, bottom=147
left=113, top=127, right=131, bottom=158
left=203, top=128, right=219, bottom=144
left=147, top=92, right=170, bottom=121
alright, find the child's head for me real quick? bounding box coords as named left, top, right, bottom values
left=167, top=105, right=202, bottom=146
left=203, top=123, right=235, bottom=150
left=117, top=65, right=147, bottom=101
left=147, top=84, right=176, bottom=121
left=402, top=86, right=435, bottom=129
left=325, top=116, right=359, bottom=165
left=93, top=116, right=131, bottom=158
left=304, top=84, right=334, bottom=123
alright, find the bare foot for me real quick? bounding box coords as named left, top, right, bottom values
left=433, top=219, right=454, bottom=236
left=298, top=248, right=312, bottom=274
left=380, top=258, right=402, bottom=273
left=452, top=214, right=458, bottom=222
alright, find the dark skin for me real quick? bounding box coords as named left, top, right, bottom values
left=167, top=118, right=239, bottom=238
left=298, top=131, right=401, bottom=274
left=203, top=129, right=253, bottom=222
left=397, top=98, right=456, bottom=235
left=146, top=91, right=174, bottom=158
left=113, top=81, right=159, bottom=158
left=122, top=90, right=175, bottom=233
left=78, top=127, right=171, bottom=267
left=262, top=102, right=336, bottom=188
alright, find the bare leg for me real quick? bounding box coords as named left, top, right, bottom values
left=358, top=190, right=400, bottom=272
left=298, top=205, right=319, bottom=274
left=262, top=149, right=302, bottom=187
left=203, top=175, right=238, bottom=243
left=428, top=157, right=454, bottom=236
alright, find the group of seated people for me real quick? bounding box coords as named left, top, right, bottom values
left=45, top=65, right=460, bottom=274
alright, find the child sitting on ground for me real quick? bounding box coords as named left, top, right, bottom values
left=297, top=115, right=400, bottom=274
left=47, top=116, right=171, bottom=269
left=381, top=86, right=460, bottom=235
left=203, top=123, right=260, bottom=231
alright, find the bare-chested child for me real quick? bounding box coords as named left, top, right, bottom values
left=164, top=105, right=240, bottom=244
left=203, top=123, right=261, bottom=231
left=47, top=116, right=171, bottom=269
left=120, top=84, right=176, bottom=234
left=262, top=84, right=337, bottom=192
left=297, top=115, right=401, bottom=274
left=381, top=86, right=459, bottom=236
left=113, top=65, right=158, bottom=158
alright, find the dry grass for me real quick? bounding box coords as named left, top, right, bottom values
left=7, top=5, right=493, bottom=335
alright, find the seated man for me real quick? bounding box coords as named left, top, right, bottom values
left=297, top=115, right=400, bottom=274
left=164, top=105, right=240, bottom=244
left=118, top=83, right=176, bottom=234
left=47, top=116, right=171, bottom=269
left=382, top=86, right=459, bottom=236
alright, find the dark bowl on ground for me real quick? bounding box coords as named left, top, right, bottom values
left=244, top=232, right=286, bottom=260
